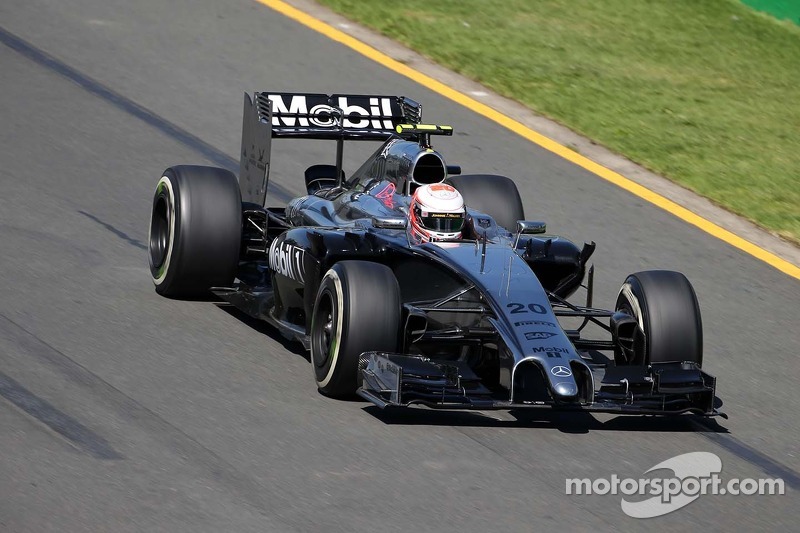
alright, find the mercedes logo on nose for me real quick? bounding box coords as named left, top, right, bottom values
left=551, top=366, right=572, bottom=377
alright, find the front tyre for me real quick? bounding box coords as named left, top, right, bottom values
left=311, top=261, right=401, bottom=398
left=615, top=270, right=703, bottom=366
left=149, top=165, right=242, bottom=297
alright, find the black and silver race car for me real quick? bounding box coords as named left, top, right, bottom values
left=148, top=91, right=722, bottom=417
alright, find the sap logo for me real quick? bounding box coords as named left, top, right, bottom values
left=269, top=240, right=306, bottom=283
left=525, top=331, right=557, bottom=341
left=514, top=320, right=557, bottom=328
left=268, top=95, right=395, bottom=129
left=532, top=346, right=570, bottom=354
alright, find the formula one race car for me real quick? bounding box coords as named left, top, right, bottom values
left=148, top=92, right=722, bottom=417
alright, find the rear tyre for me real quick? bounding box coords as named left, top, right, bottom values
left=311, top=261, right=401, bottom=398
left=446, top=174, right=524, bottom=232
left=149, top=165, right=242, bottom=297
left=615, top=270, right=703, bottom=366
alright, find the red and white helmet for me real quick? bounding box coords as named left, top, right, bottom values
left=409, top=183, right=466, bottom=242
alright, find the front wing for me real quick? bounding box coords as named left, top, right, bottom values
left=358, top=352, right=723, bottom=417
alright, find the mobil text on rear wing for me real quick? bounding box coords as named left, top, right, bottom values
left=257, top=92, right=422, bottom=140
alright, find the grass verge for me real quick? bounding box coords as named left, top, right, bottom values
left=316, top=0, right=800, bottom=243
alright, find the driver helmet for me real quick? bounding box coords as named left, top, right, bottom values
left=409, top=183, right=466, bottom=242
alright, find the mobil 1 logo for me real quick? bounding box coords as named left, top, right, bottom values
left=267, top=94, right=397, bottom=130
left=269, top=239, right=306, bottom=283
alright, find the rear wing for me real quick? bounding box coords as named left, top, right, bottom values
left=239, top=92, right=423, bottom=205
left=259, top=92, right=422, bottom=139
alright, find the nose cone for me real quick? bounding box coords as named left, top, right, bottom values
left=546, top=363, right=580, bottom=399
left=554, top=382, right=579, bottom=398
left=512, top=359, right=582, bottom=403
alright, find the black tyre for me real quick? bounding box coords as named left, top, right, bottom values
left=149, top=165, right=242, bottom=297
left=445, top=174, right=524, bottom=232
left=615, top=270, right=703, bottom=366
left=310, top=261, right=401, bottom=398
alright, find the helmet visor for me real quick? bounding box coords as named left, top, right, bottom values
left=419, top=212, right=465, bottom=233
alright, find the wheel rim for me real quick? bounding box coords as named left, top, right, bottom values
left=616, top=292, right=647, bottom=365
left=150, top=194, right=170, bottom=270
left=312, top=291, right=336, bottom=369
left=617, top=300, right=634, bottom=318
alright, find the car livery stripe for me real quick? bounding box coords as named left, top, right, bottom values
left=256, top=0, right=800, bottom=282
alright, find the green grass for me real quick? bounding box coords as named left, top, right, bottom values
left=317, top=0, right=800, bottom=243
left=742, top=0, right=800, bottom=24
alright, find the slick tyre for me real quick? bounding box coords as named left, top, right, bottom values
left=446, top=174, right=524, bottom=232
left=149, top=165, right=242, bottom=297
left=615, top=270, right=703, bottom=366
left=311, top=261, right=401, bottom=398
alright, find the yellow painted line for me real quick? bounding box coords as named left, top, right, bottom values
left=258, top=0, right=800, bottom=281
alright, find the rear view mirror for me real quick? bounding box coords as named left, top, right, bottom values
left=514, top=220, right=546, bottom=247
left=372, top=216, right=408, bottom=230
left=516, top=220, right=547, bottom=234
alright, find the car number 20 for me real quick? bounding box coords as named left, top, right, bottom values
left=507, top=302, right=547, bottom=314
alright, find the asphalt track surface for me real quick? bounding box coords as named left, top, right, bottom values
left=0, top=1, right=798, bottom=531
